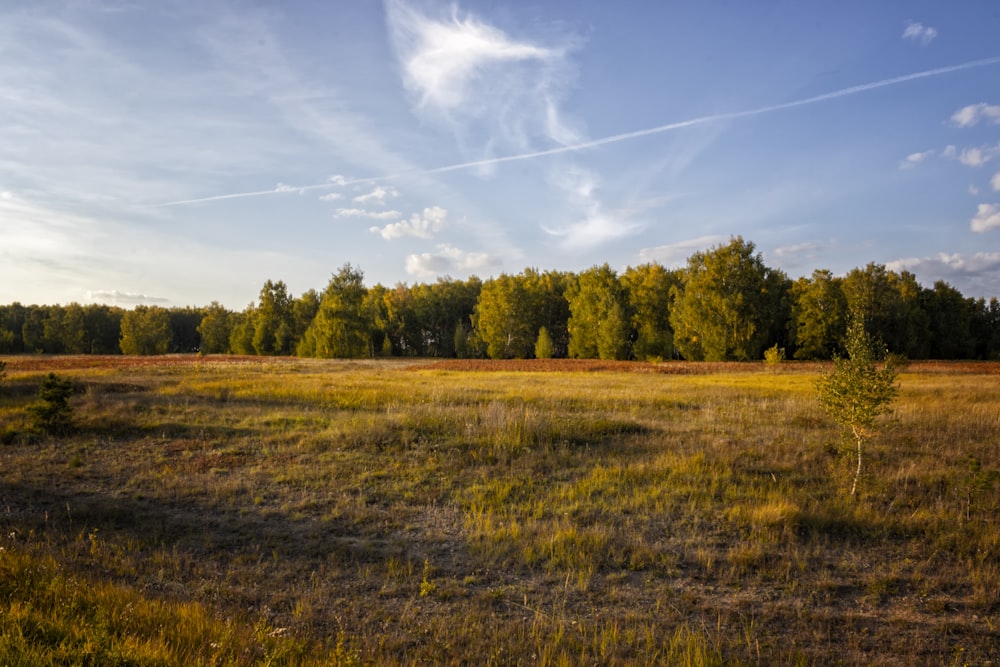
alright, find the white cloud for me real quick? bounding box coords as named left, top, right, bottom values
left=992, top=171, right=1000, bottom=192
left=899, top=150, right=934, bottom=169
left=950, top=103, right=1000, bottom=127
left=318, top=192, right=342, bottom=201
left=387, top=1, right=559, bottom=112
left=542, top=166, right=644, bottom=250
left=354, top=185, right=399, bottom=205
left=385, top=0, right=579, bottom=155
left=942, top=145, right=957, bottom=159
left=333, top=208, right=402, bottom=220
left=971, top=203, right=1000, bottom=232
left=404, top=244, right=501, bottom=278
left=86, top=290, right=169, bottom=305
left=957, top=143, right=1000, bottom=167
left=370, top=206, right=447, bottom=240
left=636, top=235, right=729, bottom=266
left=329, top=174, right=348, bottom=185
left=889, top=252, right=1000, bottom=278
left=772, top=241, right=820, bottom=258
left=969, top=184, right=981, bottom=195
left=902, top=20, right=937, bottom=46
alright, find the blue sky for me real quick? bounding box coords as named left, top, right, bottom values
left=2, top=1, right=1000, bottom=308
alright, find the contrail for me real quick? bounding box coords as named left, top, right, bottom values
left=156, top=55, right=1000, bottom=207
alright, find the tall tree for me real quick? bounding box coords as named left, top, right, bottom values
left=567, top=264, right=630, bottom=360
left=622, top=263, right=680, bottom=361
left=198, top=302, right=234, bottom=354
left=251, top=280, right=293, bottom=356
left=789, top=269, right=847, bottom=360
left=473, top=273, right=537, bottom=359
left=298, top=264, right=369, bottom=358
left=921, top=281, right=974, bottom=360
left=120, top=306, right=172, bottom=355
left=669, top=237, right=784, bottom=361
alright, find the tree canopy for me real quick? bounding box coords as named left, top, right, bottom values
left=1, top=238, right=998, bottom=362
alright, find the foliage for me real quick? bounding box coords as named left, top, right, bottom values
left=816, top=319, right=899, bottom=496
left=27, top=373, right=74, bottom=435
left=298, top=264, right=369, bottom=358
left=534, top=326, right=554, bottom=359
left=251, top=280, right=294, bottom=356
left=473, top=273, right=537, bottom=359
left=621, top=263, right=680, bottom=361
left=567, top=264, right=630, bottom=360
left=119, top=306, right=172, bottom=355
left=669, top=237, right=788, bottom=361
left=763, top=344, right=785, bottom=365
left=0, top=359, right=5, bottom=382
left=2, top=238, right=1000, bottom=362
left=789, top=269, right=847, bottom=360
left=197, top=301, right=234, bottom=354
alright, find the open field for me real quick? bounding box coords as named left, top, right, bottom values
left=1, top=356, right=998, bottom=665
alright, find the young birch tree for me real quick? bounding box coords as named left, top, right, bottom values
left=816, top=319, right=899, bottom=496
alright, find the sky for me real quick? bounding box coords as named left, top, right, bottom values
left=2, top=1, right=1000, bottom=309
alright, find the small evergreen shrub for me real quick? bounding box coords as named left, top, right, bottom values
left=28, top=373, right=75, bottom=436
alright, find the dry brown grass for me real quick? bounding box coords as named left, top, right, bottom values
left=0, top=355, right=998, bottom=665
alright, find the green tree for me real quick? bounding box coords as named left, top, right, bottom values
left=567, top=264, right=630, bottom=360
left=923, top=281, right=974, bottom=359
left=168, top=307, right=203, bottom=353
left=252, top=280, right=293, bottom=356
left=534, top=327, right=554, bottom=359
left=28, top=373, right=74, bottom=435
left=789, top=269, right=847, bottom=360
left=454, top=322, right=470, bottom=358
left=669, top=237, right=785, bottom=361
left=473, top=273, right=536, bottom=359
left=228, top=309, right=255, bottom=355
left=622, top=263, right=679, bottom=361
left=291, top=289, right=320, bottom=349
left=298, top=264, right=369, bottom=358
left=816, top=319, right=899, bottom=496
left=842, top=264, right=929, bottom=358
left=119, top=306, right=172, bottom=355
left=197, top=302, right=234, bottom=354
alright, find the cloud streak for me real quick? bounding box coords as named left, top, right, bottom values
left=155, top=55, right=1000, bottom=207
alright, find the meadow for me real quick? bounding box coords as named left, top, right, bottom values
left=0, top=355, right=998, bottom=665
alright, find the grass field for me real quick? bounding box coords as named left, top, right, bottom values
left=1, top=355, right=998, bottom=665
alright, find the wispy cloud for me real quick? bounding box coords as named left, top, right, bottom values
left=334, top=208, right=402, bottom=220
left=354, top=185, right=399, bottom=205
left=899, top=150, right=934, bottom=169
left=86, top=290, right=169, bottom=305
left=772, top=241, right=822, bottom=259
left=902, top=20, right=937, bottom=46
left=888, top=252, right=1000, bottom=295
left=385, top=0, right=577, bottom=154
left=992, top=171, right=1000, bottom=192
left=155, top=55, right=1000, bottom=207
left=971, top=203, right=1000, bottom=232
left=541, top=167, right=643, bottom=250
left=370, top=206, right=447, bottom=240
left=956, top=142, right=1000, bottom=168
left=637, top=235, right=729, bottom=266
left=950, top=103, right=1000, bottom=127
left=405, top=244, right=501, bottom=278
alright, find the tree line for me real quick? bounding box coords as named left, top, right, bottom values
left=2, top=238, right=998, bottom=361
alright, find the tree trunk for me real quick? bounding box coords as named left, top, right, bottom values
left=850, top=430, right=863, bottom=497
